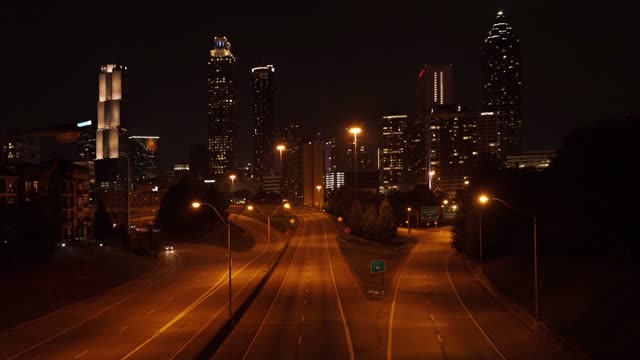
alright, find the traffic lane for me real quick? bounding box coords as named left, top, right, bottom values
left=211, top=213, right=307, bottom=360
left=240, top=212, right=314, bottom=360
left=240, top=211, right=350, bottom=360
left=298, top=216, right=351, bottom=360
left=445, top=251, right=577, bottom=360
left=127, top=214, right=287, bottom=359
left=416, top=229, right=499, bottom=360
left=5, top=244, right=232, bottom=360
left=3, top=217, right=271, bottom=360
left=390, top=230, right=457, bottom=360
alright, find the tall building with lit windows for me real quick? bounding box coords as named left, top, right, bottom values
left=411, top=64, right=453, bottom=185
left=252, top=65, right=275, bottom=177
left=429, top=105, right=491, bottom=196
left=379, top=115, right=407, bottom=193
left=96, top=64, right=128, bottom=159
left=482, top=11, right=523, bottom=156
left=208, top=36, right=237, bottom=178
left=95, top=64, right=129, bottom=230
left=129, top=136, right=159, bottom=187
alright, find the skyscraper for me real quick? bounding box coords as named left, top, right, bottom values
left=411, top=64, right=454, bottom=184
left=96, top=64, right=128, bottom=159
left=129, top=136, right=159, bottom=187
left=251, top=65, right=275, bottom=177
left=76, top=120, right=95, bottom=163
left=379, top=115, right=407, bottom=193
left=482, top=11, right=523, bottom=156
left=208, top=36, right=237, bottom=178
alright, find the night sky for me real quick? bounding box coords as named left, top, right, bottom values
left=2, top=1, right=637, bottom=173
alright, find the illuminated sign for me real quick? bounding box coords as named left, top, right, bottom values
left=77, top=120, right=92, bottom=127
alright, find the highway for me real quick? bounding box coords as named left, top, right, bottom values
left=388, top=227, right=579, bottom=360
left=214, top=209, right=354, bottom=360
left=0, top=215, right=281, bottom=360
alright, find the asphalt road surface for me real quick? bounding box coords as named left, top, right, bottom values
left=0, top=215, right=281, bottom=360
left=388, top=227, right=580, bottom=360
left=214, top=209, right=354, bottom=360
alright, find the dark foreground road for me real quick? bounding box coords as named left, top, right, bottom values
left=0, top=215, right=280, bottom=360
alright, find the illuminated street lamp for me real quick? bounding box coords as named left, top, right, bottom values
left=277, top=145, right=285, bottom=195
left=429, top=170, right=436, bottom=190
left=315, top=185, right=322, bottom=209
left=191, top=201, right=233, bottom=321
left=247, top=202, right=291, bottom=269
left=229, top=174, right=236, bottom=194
left=479, top=194, right=539, bottom=321
left=349, top=127, right=362, bottom=198
left=407, top=207, right=412, bottom=235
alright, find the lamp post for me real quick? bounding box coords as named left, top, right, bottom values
left=429, top=170, right=435, bottom=190
left=315, top=185, right=322, bottom=210
left=191, top=201, right=233, bottom=321
left=247, top=202, right=291, bottom=270
left=277, top=145, right=285, bottom=197
left=349, top=127, right=361, bottom=198
left=478, top=194, right=538, bottom=321
left=229, top=174, right=236, bottom=197
left=407, top=207, right=412, bottom=235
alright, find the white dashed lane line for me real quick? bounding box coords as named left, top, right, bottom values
left=119, top=326, right=128, bottom=332
left=73, top=350, right=88, bottom=359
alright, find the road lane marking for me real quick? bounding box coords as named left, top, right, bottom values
left=304, top=299, right=307, bottom=305
left=430, top=314, right=434, bottom=321
left=446, top=250, right=506, bottom=360
left=241, top=217, right=308, bottom=360
left=322, top=221, right=355, bottom=360
left=387, top=236, right=417, bottom=360
left=119, top=326, right=128, bottom=332
left=146, top=309, right=155, bottom=315
left=122, top=235, right=271, bottom=360
left=6, top=252, right=183, bottom=360
left=299, top=335, right=302, bottom=344
left=73, top=350, right=88, bottom=359
left=167, top=297, right=174, bottom=302
left=437, top=334, right=442, bottom=343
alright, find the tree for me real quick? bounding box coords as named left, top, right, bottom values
left=375, top=198, right=396, bottom=238
left=155, top=175, right=228, bottom=236
left=361, top=205, right=378, bottom=238
left=348, top=199, right=364, bottom=231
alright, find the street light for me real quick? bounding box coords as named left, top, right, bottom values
left=191, top=201, right=233, bottom=321
left=247, top=202, right=291, bottom=269
left=315, top=185, right=322, bottom=210
left=229, top=174, right=236, bottom=195
left=349, top=127, right=362, bottom=198
left=407, top=207, right=412, bottom=235
left=429, top=170, right=436, bottom=190
left=478, top=194, right=538, bottom=321
left=277, top=145, right=285, bottom=196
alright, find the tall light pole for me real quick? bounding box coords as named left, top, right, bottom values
left=315, top=185, right=322, bottom=210
left=277, top=145, right=285, bottom=198
left=429, top=170, right=435, bottom=190
left=229, top=174, right=236, bottom=196
left=407, top=207, right=412, bottom=235
left=349, top=127, right=361, bottom=198
left=247, top=202, right=291, bottom=269
left=191, top=201, right=233, bottom=321
left=478, top=194, right=538, bottom=321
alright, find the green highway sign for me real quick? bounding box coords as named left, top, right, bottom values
left=443, top=206, right=459, bottom=220
left=420, top=206, right=440, bottom=221
left=370, top=259, right=385, bottom=273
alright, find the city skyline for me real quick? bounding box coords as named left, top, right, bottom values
left=2, top=3, right=637, bottom=173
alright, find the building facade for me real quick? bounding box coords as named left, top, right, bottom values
left=208, top=36, right=237, bottom=177
left=505, top=151, right=556, bottom=171
left=482, top=11, right=523, bottom=156
left=412, top=64, right=454, bottom=185
left=379, top=115, right=407, bottom=193
left=429, top=105, right=480, bottom=195
left=96, top=64, right=128, bottom=160
left=129, top=136, right=159, bottom=188
left=252, top=65, right=275, bottom=177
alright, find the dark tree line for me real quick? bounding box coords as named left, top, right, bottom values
left=155, top=175, right=228, bottom=237
left=452, top=116, right=639, bottom=261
